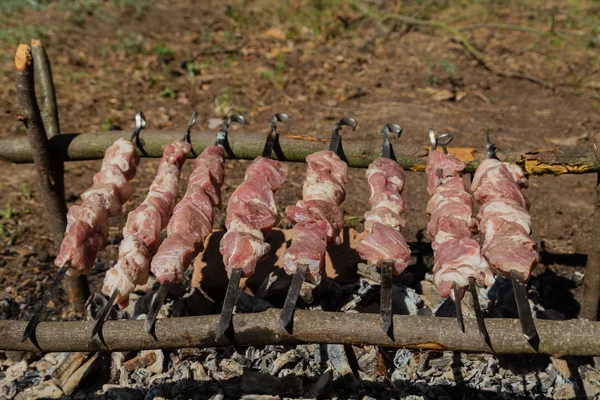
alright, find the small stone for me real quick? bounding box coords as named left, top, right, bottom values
left=554, top=383, right=576, bottom=399
left=123, top=352, right=157, bottom=372
left=393, top=349, right=413, bottom=368
left=146, top=350, right=164, bottom=374
left=269, top=350, right=299, bottom=375
left=219, top=358, right=244, bottom=379
left=5, top=360, right=28, bottom=382
left=62, top=353, right=101, bottom=396
left=191, top=361, right=210, bottom=381
left=52, top=352, right=90, bottom=388
left=14, top=382, right=63, bottom=400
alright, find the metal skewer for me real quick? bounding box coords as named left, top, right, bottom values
left=21, top=263, right=69, bottom=343
left=23, top=112, right=147, bottom=344
left=468, top=276, right=492, bottom=350
left=217, top=113, right=290, bottom=341
left=485, top=132, right=538, bottom=348
left=279, top=117, right=357, bottom=332
left=378, top=123, right=402, bottom=337
left=452, top=281, right=465, bottom=332
left=143, top=112, right=198, bottom=336
left=143, top=112, right=244, bottom=338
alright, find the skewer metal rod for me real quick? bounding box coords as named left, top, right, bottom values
left=21, top=264, right=69, bottom=343
left=280, top=264, right=308, bottom=331
left=453, top=281, right=465, bottom=333
left=91, top=289, right=119, bottom=339
left=1, top=131, right=596, bottom=175
left=216, top=268, right=243, bottom=341
left=380, top=261, right=393, bottom=336
left=468, top=276, right=492, bottom=351
left=5, top=309, right=600, bottom=355
left=510, top=270, right=539, bottom=345
left=144, top=282, right=171, bottom=335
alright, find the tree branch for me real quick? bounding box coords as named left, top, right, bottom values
left=14, top=44, right=67, bottom=248
left=0, top=130, right=597, bottom=175
left=4, top=309, right=600, bottom=355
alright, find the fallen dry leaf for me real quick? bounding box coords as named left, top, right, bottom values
left=265, top=27, right=286, bottom=40
left=432, top=89, right=454, bottom=101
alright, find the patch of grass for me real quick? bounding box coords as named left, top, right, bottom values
left=0, top=25, right=51, bottom=45
left=440, top=58, right=457, bottom=76
left=0, top=0, right=44, bottom=15
left=101, top=118, right=113, bottom=131
left=153, top=44, right=172, bottom=57
left=0, top=202, right=15, bottom=219
left=19, top=183, right=30, bottom=199
left=262, top=52, right=286, bottom=90
left=214, top=88, right=234, bottom=116
left=159, top=87, right=176, bottom=98
left=186, top=62, right=201, bottom=78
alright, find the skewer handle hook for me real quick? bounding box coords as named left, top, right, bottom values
left=216, top=113, right=246, bottom=147
left=381, top=123, right=402, bottom=160
left=128, top=111, right=147, bottom=142
left=428, top=128, right=453, bottom=154
left=329, top=116, right=357, bottom=155
left=262, top=113, right=291, bottom=158
left=181, top=111, right=199, bottom=143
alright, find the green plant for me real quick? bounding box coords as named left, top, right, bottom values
left=153, top=44, right=172, bottom=57
left=159, top=87, right=176, bottom=98
left=439, top=58, right=457, bottom=76
left=19, top=183, right=30, bottom=199
left=186, top=62, right=201, bottom=77
left=101, top=118, right=113, bottom=131
left=0, top=202, right=15, bottom=219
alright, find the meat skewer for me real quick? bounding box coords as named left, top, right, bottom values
left=473, top=132, right=539, bottom=347
left=143, top=114, right=246, bottom=335
left=216, top=113, right=291, bottom=341
left=22, top=112, right=147, bottom=344
left=356, top=123, right=410, bottom=336
left=279, top=117, right=357, bottom=332
left=91, top=112, right=200, bottom=339
left=426, top=129, right=493, bottom=347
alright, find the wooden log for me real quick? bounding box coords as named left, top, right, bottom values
left=3, top=309, right=600, bottom=355
left=0, top=130, right=597, bottom=175
left=13, top=44, right=67, bottom=247
left=30, top=39, right=89, bottom=313
left=581, top=133, right=600, bottom=320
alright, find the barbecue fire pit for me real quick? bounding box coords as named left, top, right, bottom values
left=2, top=41, right=600, bottom=399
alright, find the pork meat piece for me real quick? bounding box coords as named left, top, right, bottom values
left=92, top=164, right=133, bottom=203
left=426, top=150, right=465, bottom=195
left=101, top=267, right=135, bottom=309
left=151, top=234, right=198, bottom=283
left=369, top=192, right=406, bottom=215
left=433, top=237, right=495, bottom=298
left=482, top=220, right=539, bottom=280
left=356, top=222, right=411, bottom=275
left=471, top=159, right=528, bottom=191
left=364, top=207, right=406, bottom=233
left=425, top=177, right=473, bottom=215
left=366, top=158, right=405, bottom=196
left=81, top=183, right=122, bottom=217
left=306, top=151, right=348, bottom=185
left=55, top=220, right=104, bottom=276
left=167, top=201, right=213, bottom=246
left=122, top=204, right=163, bottom=249
left=228, top=178, right=278, bottom=218
left=286, top=200, right=344, bottom=244
left=244, top=156, right=289, bottom=191
left=283, top=220, right=329, bottom=284
left=101, top=138, right=140, bottom=180
left=66, top=193, right=110, bottom=242
left=162, top=141, right=192, bottom=168
left=302, top=175, right=346, bottom=204
left=478, top=200, right=531, bottom=237
left=195, top=145, right=226, bottom=185
left=220, top=215, right=270, bottom=277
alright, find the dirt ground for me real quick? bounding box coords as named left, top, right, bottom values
left=0, top=0, right=599, bottom=325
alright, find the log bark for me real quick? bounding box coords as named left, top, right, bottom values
left=30, top=40, right=89, bottom=313
left=581, top=133, right=600, bottom=320
left=14, top=44, right=67, bottom=247
left=3, top=309, right=600, bottom=355
left=0, top=130, right=597, bottom=175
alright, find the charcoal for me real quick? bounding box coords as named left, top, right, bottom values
left=105, top=387, right=146, bottom=400
left=190, top=361, right=210, bottom=381
left=131, top=368, right=151, bottom=385
left=215, top=358, right=244, bottom=379
left=578, top=365, right=600, bottom=398
left=4, top=360, right=28, bottom=382
left=553, top=383, right=577, bottom=399
left=236, top=291, right=273, bottom=313
left=240, top=370, right=302, bottom=396
left=52, top=352, right=90, bottom=388
left=148, top=350, right=165, bottom=374
left=123, top=352, right=157, bottom=372
left=61, top=353, right=102, bottom=396
left=393, top=349, right=413, bottom=368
